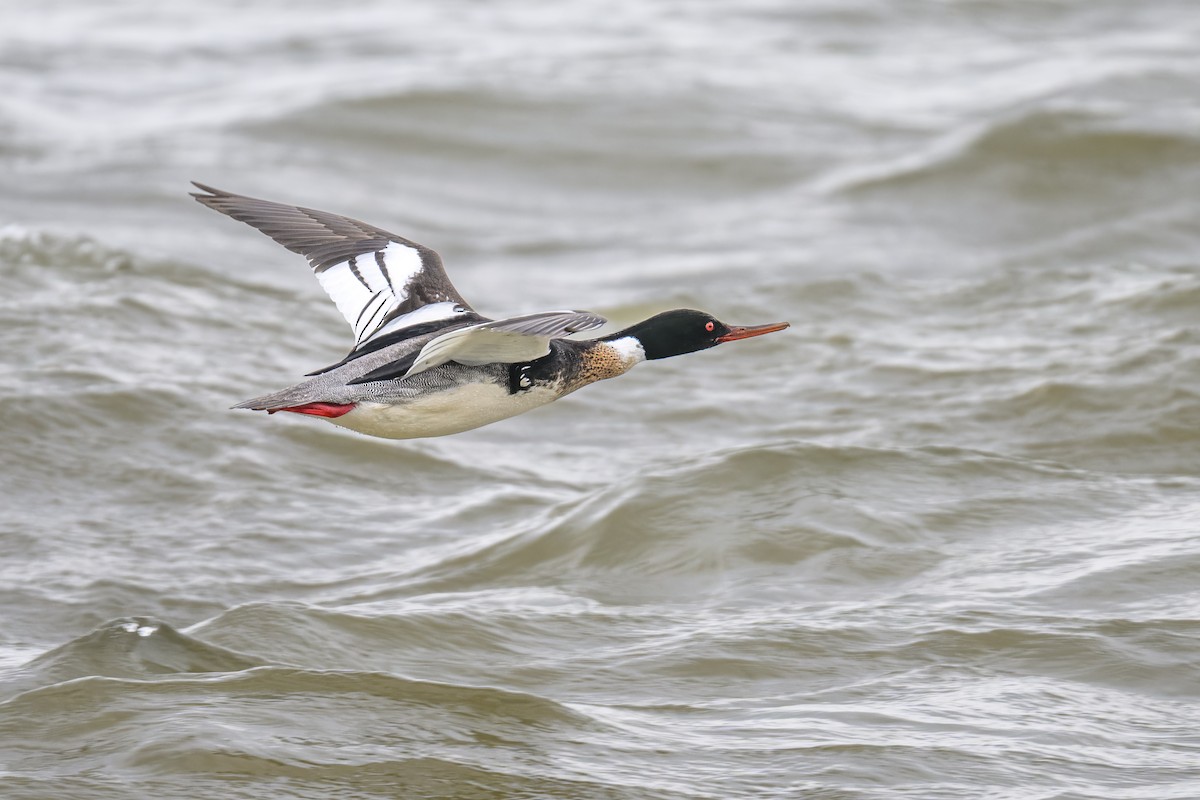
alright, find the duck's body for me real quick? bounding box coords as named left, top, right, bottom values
left=245, top=335, right=646, bottom=439
left=192, top=184, right=787, bottom=440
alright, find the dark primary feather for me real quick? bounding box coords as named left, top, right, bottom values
left=189, top=182, right=472, bottom=312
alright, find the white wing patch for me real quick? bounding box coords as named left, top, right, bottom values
left=404, top=310, right=607, bottom=377
left=315, top=241, right=436, bottom=346
left=191, top=185, right=477, bottom=348
left=372, top=301, right=466, bottom=340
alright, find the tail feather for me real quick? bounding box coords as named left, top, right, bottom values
left=233, top=370, right=356, bottom=413
left=232, top=386, right=324, bottom=412
left=232, top=398, right=274, bottom=411
left=233, top=392, right=356, bottom=418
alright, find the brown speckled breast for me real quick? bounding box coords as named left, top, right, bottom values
left=561, top=341, right=641, bottom=395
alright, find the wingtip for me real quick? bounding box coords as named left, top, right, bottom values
left=570, top=310, right=608, bottom=333
left=189, top=181, right=227, bottom=203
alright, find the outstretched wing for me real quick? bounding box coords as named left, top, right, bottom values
left=191, top=183, right=473, bottom=348
left=348, top=310, right=607, bottom=385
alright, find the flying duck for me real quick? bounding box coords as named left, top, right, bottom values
left=192, top=183, right=789, bottom=439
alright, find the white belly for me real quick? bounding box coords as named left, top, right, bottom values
left=328, top=382, right=559, bottom=439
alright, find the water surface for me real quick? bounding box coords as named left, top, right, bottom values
left=2, top=2, right=1199, bottom=798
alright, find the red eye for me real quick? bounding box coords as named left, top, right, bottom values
left=705, top=321, right=715, bottom=332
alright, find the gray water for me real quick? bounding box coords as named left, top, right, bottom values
left=2, top=2, right=1200, bottom=798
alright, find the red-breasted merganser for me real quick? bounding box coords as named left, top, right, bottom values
left=192, top=183, right=789, bottom=439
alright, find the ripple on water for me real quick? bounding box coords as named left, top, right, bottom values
left=0, top=622, right=669, bottom=800
left=4, top=8, right=1200, bottom=796
left=345, top=441, right=1162, bottom=612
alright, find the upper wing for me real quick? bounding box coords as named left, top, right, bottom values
left=191, top=183, right=473, bottom=348
left=348, top=310, right=607, bottom=385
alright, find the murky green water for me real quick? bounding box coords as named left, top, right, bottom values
left=2, top=2, right=1199, bottom=798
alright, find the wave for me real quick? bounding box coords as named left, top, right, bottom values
left=827, top=96, right=1200, bottom=199
left=186, top=600, right=573, bottom=677
left=815, top=88, right=1200, bottom=265
left=352, top=441, right=1158, bottom=606
left=879, top=612, right=1200, bottom=698
left=0, top=633, right=659, bottom=798
left=0, top=617, right=263, bottom=700
left=240, top=84, right=803, bottom=206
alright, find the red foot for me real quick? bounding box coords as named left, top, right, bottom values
left=270, top=402, right=357, bottom=418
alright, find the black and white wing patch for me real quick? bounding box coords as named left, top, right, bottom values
left=347, top=310, right=607, bottom=385
left=191, top=183, right=472, bottom=347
